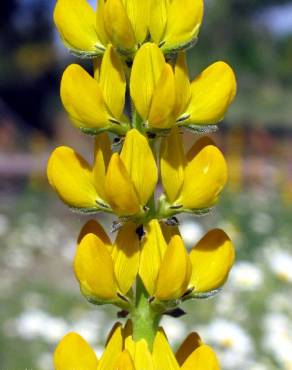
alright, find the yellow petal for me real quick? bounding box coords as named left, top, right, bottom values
left=47, top=146, right=98, bottom=209
left=120, top=129, right=158, bottom=205
left=149, top=0, right=169, bottom=44
left=148, top=64, right=176, bottom=129
left=104, top=0, right=136, bottom=50
left=174, top=52, right=192, bottom=117
left=139, top=220, right=168, bottom=296
left=98, top=325, right=124, bottom=370
left=77, top=220, right=112, bottom=251
left=181, top=345, right=220, bottom=370
left=155, top=235, right=192, bottom=301
left=186, top=136, right=215, bottom=162
left=54, top=332, right=98, bottom=370
left=60, top=64, right=109, bottom=129
left=96, top=0, right=108, bottom=46
left=152, top=329, right=180, bottom=370
left=189, top=229, right=235, bottom=293
left=176, top=333, right=202, bottom=366
left=187, top=61, right=237, bottom=125
left=164, top=0, right=204, bottom=48
left=114, top=351, right=135, bottom=370
left=130, top=43, right=165, bottom=120
left=105, top=153, right=140, bottom=216
left=160, top=127, right=186, bottom=203
left=125, top=337, right=153, bottom=370
left=111, top=222, right=140, bottom=295
left=93, top=133, right=112, bottom=201
left=123, top=0, right=150, bottom=43
left=99, top=45, right=126, bottom=119
left=179, top=141, right=228, bottom=210
left=160, top=222, right=181, bottom=244
left=54, top=0, right=101, bottom=53
left=74, top=233, right=118, bottom=301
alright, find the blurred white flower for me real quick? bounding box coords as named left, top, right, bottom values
left=229, top=261, right=263, bottom=290
left=179, top=219, right=204, bottom=248
left=202, top=319, right=254, bottom=369
left=267, top=250, right=292, bottom=283
left=161, top=316, right=186, bottom=345
left=263, top=313, right=292, bottom=368
left=14, top=309, right=68, bottom=342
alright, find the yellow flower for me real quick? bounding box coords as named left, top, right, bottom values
left=54, top=0, right=150, bottom=56
left=139, top=220, right=234, bottom=301
left=54, top=323, right=220, bottom=370
left=130, top=43, right=176, bottom=130
left=160, top=129, right=228, bottom=213
left=149, top=0, right=204, bottom=53
left=130, top=46, right=236, bottom=132
left=74, top=220, right=140, bottom=305
left=47, top=129, right=158, bottom=217
left=60, top=45, right=129, bottom=135
left=174, top=53, right=237, bottom=128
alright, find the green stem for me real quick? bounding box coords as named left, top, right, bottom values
left=132, top=108, right=145, bottom=134
left=131, top=278, right=161, bottom=349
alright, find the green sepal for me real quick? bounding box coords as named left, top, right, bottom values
left=160, top=27, right=200, bottom=55
left=181, top=124, right=219, bottom=134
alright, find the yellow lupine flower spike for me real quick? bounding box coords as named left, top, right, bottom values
left=47, top=130, right=157, bottom=217
left=60, top=45, right=128, bottom=135
left=74, top=220, right=140, bottom=305
left=160, top=129, right=228, bottom=214
left=189, top=229, right=235, bottom=293
left=174, top=54, right=237, bottom=128
left=130, top=43, right=176, bottom=129
left=149, top=0, right=204, bottom=53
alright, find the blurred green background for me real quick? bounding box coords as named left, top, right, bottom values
left=1, top=1, right=292, bottom=369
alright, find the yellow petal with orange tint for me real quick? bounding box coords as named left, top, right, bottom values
left=149, top=0, right=168, bottom=44
left=54, top=332, right=98, bottom=370
left=78, top=220, right=112, bottom=251
left=74, top=233, right=118, bottom=301
left=99, top=45, right=126, bottom=119
left=148, top=64, right=176, bottom=129
left=160, top=127, right=186, bottom=203
left=93, top=133, right=112, bottom=201
left=163, top=0, right=204, bottom=49
left=174, top=52, right=191, bottom=117
left=104, top=0, right=136, bottom=50
left=176, top=332, right=202, bottom=366
left=54, top=0, right=102, bottom=54
left=120, top=129, right=158, bottom=205
left=60, top=64, right=109, bottom=129
left=98, top=325, right=124, bottom=370
left=105, top=153, right=140, bottom=216
left=130, top=43, right=165, bottom=120
left=111, top=222, right=140, bottom=295
left=181, top=345, right=220, bottom=370
left=155, top=235, right=191, bottom=301
left=187, top=61, right=237, bottom=125
left=47, top=146, right=98, bottom=209
left=123, top=0, right=150, bottom=43
left=179, top=141, right=228, bottom=210
left=152, top=329, right=180, bottom=370
left=189, top=229, right=235, bottom=293
left=114, top=351, right=135, bottom=370
left=139, top=220, right=167, bottom=296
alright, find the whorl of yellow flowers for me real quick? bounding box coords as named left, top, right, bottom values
left=49, top=0, right=238, bottom=368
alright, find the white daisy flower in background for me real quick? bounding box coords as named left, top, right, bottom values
left=267, top=249, right=292, bottom=283
left=200, top=319, right=254, bottom=369
left=229, top=261, right=264, bottom=290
